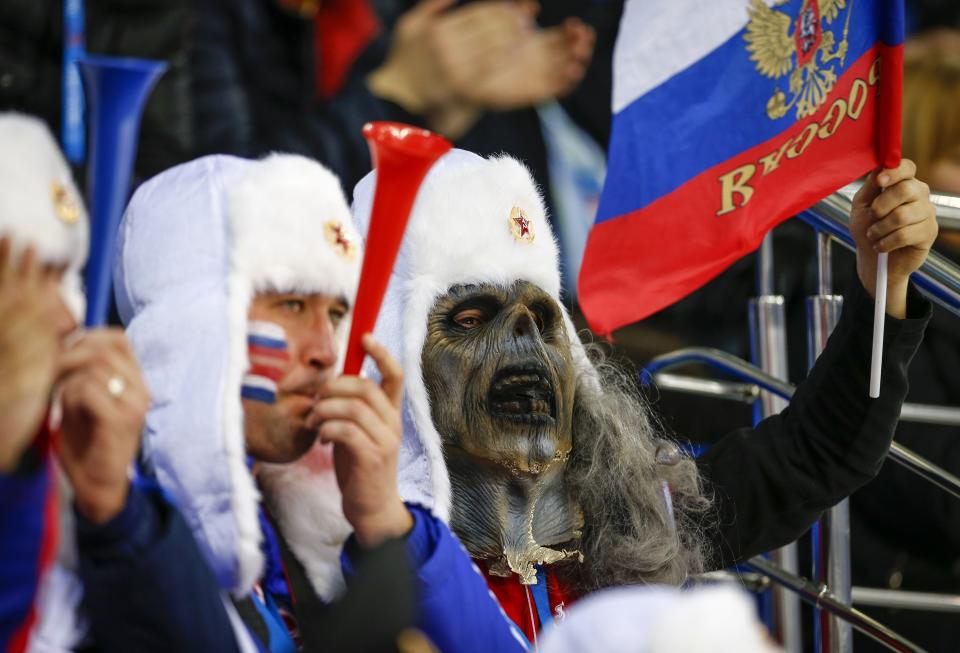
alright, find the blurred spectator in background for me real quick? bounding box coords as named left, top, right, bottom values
left=906, top=0, right=960, bottom=33
left=0, top=0, right=605, bottom=194
left=369, top=1, right=618, bottom=226
left=902, top=29, right=960, bottom=198
left=0, top=0, right=193, bottom=178
left=191, top=0, right=598, bottom=192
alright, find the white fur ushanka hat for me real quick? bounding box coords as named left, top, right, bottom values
left=352, top=149, right=592, bottom=522
left=115, top=153, right=360, bottom=596
left=0, top=113, right=89, bottom=320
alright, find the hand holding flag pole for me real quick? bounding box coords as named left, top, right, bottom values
left=342, top=123, right=451, bottom=376
left=869, top=31, right=905, bottom=399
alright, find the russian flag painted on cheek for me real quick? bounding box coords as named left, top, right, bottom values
left=578, top=0, right=904, bottom=336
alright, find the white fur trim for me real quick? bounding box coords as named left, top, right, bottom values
left=224, top=271, right=268, bottom=594
left=117, top=155, right=264, bottom=594
left=258, top=444, right=352, bottom=602
left=228, top=153, right=360, bottom=301
left=352, top=150, right=579, bottom=521
left=0, top=113, right=88, bottom=321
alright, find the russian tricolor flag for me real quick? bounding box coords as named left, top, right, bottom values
left=242, top=321, right=289, bottom=404
left=578, top=0, right=904, bottom=336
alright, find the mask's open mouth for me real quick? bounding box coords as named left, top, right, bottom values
left=487, top=364, right=556, bottom=425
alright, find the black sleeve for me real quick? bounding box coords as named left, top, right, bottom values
left=77, top=487, right=240, bottom=653
left=696, top=279, right=931, bottom=569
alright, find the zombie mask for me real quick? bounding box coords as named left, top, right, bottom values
left=352, top=150, right=591, bottom=582
left=423, top=280, right=575, bottom=469
left=422, top=280, right=584, bottom=580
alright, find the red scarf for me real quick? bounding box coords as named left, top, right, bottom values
left=478, top=561, right=581, bottom=643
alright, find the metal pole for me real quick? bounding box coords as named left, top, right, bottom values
left=749, top=233, right=802, bottom=653
left=898, top=403, right=960, bottom=426
left=644, top=353, right=960, bottom=499
left=649, top=373, right=760, bottom=402
left=888, top=443, right=960, bottom=501
left=852, top=587, right=960, bottom=613
left=651, top=373, right=960, bottom=426
left=808, top=232, right=850, bottom=653
left=746, top=557, right=928, bottom=653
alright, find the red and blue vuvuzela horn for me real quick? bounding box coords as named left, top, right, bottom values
left=342, top=122, right=451, bottom=376
left=79, top=55, right=166, bottom=327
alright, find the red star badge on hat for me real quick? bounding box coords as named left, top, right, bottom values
left=509, top=206, right=535, bottom=244
left=324, top=220, right=357, bottom=260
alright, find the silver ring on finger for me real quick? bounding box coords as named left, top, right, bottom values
left=106, top=375, right=126, bottom=398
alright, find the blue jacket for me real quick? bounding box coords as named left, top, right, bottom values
left=77, top=484, right=241, bottom=653
left=251, top=503, right=528, bottom=653
left=347, top=505, right=528, bottom=652
left=2, top=462, right=237, bottom=653
left=0, top=458, right=52, bottom=651
left=56, top=491, right=527, bottom=652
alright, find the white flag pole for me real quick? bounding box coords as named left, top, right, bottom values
left=869, top=251, right=888, bottom=398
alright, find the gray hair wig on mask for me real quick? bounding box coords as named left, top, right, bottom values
left=563, top=343, right=711, bottom=591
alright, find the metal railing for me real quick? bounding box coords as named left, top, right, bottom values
left=652, top=373, right=760, bottom=403
left=928, top=190, right=960, bottom=230
left=698, top=573, right=960, bottom=615
left=651, top=372, right=960, bottom=426
left=835, top=182, right=960, bottom=231
left=643, top=347, right=960, bottom=502
left=852, top=588, right=960, bottom=614
left=744, top=558, right=927, bottom=653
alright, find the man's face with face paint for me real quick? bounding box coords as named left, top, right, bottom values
left=421, top=280, right=576, bottom=472
left=244, top=292, right=348, bottom=463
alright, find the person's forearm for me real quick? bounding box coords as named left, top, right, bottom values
left=78, top=488, right=240, bottom=653
left=699, top=280, right=930, bottom=567
left=366, top=69, right=481, bottom=140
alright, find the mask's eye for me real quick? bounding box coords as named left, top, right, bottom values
left=530, top=301, right=556, bottom=335
left=452, top=308, right=486, bottom=330
left=530, top=309, right=545, bottom=333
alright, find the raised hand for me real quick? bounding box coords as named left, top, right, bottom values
left=308, top=334, right=412, bottom=548
left=456, top=15, right=596, bottom=111
left=55, top=330, right=150, bottom=523
left=369, top=0, right=536, bottom=113
left=368, top=1, right=595, bottom=137
left=850, top=159, right=939, bottom=318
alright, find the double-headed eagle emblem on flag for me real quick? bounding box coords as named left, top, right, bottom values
left=745, top=0, right=853, bottom=120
